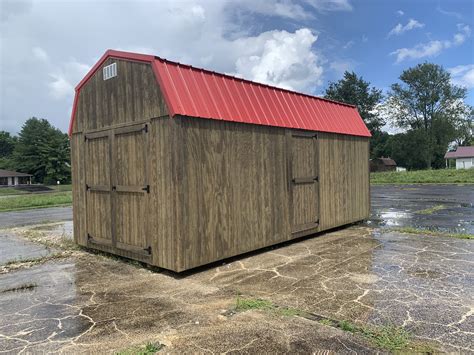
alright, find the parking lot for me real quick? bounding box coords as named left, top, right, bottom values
left=0, top=184, right=472, bottom=353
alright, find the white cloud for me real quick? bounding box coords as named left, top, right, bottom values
left=396, top=10, right=404, bottom=16
left=361, top=35, right=368, bottom=42
left=232, top=28, right=323, bottom=91
left=449, top=64, right=474, bottom=89
left=387, top=19, right=424, bottom=36
left=305, top=0, right=352, bottom=12
left=1, top=0, right=355, bottom=133
left=343, top=40, right=354, bottom=49
left=48, top=59, right=90, bottom=99
left=32, top=46, right=48, bottom=62
left=391, top=24, right=471, bottom=63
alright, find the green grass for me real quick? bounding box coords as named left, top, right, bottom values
left=235, top=297, right=303, bottom=317
left=390, top=227, right=474, bottom=240
left=416, top=204, right=446, bottom=215
left=0, top=191, right=72, bottom=212
left=235, top=298, right=436, bottom=352
left=117, top=342, right=164, bottom=355
left=49, top=184, right=72, bottom=192
left=1, top=283, right=37, bottom=293
left=0, top=187, right=30, bottom=196
left=318, top=318, right=433, bottom=352
left=371, top=168, right=474, bottom=184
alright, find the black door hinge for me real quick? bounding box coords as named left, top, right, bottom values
left=144, top=246, right=152, bottom=255
left=143, top=124, right=148, bottom=133
left=142, top=185, right=150, bottom=193
left=314, top=176, right=319, bottom=182
left=85, top=184, right=90, bottom=190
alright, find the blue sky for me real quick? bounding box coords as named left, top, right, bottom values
left=1, top=0, right=473, bottom=134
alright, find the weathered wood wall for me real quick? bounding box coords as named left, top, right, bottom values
left=174, top=117, right=370, bottom=271
left=318, top=132, right=370, bottom=231
left=176, top=117, right=291, bottom=271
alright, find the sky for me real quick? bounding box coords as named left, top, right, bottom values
left=0, top=0, right=473, bottom=134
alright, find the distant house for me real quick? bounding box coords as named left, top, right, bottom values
left=370, top=157, right=397, bottom=172
left=0, top=169, right=32, bottom=186
left=444, top=146, right=474, bottom=169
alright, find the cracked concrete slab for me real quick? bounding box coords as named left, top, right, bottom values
left=0, top=223, right=472, bottom=353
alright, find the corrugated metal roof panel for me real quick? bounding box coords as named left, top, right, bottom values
left=154, top=58, right=371, bottom=137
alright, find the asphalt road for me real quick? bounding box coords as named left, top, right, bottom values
left=0, top=206, right=72, bottom=229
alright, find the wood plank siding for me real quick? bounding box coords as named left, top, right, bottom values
left=71, top=58, right=370, bottom=272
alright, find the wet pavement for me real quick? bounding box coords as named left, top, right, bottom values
left=369, top=184, right=474, bottom=234
left=0, top=206, right=72, bottom=228
left=0, top=224, right=472, bottom=353
left=0, top=184, right=473, bottom=353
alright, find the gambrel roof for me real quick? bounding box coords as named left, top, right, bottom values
left=69, top=50, right=371, bottom=138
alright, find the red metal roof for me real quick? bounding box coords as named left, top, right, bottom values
left=444, top=146, right=474, bottom=159
left=69, top=50, right=371, bottom=137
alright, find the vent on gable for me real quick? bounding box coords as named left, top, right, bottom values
left=103, top=63, right=117, bottom=80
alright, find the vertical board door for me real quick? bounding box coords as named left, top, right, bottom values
left=289, top=131, right=319, bottom=234
left=112, top=123, right=151, bottom=255
left=84, top=131, right=113, bottom=246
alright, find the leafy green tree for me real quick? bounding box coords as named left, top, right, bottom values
left=389, top=131, right=430, bottom=170
left=12, top=118, right=70, bottom=184
left=383, top=63, right=469, bottom=168
left=325, top=71, right=384, bottom=132
left=0, top=131, right=17, bottom=157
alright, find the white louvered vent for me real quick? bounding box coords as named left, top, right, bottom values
left=103, top=63, right=117, bottom=80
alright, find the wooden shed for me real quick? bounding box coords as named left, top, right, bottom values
left=70, top=50, right=371, bottom=272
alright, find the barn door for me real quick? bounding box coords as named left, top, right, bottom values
left=84, top=131, right=113, bottom=246
left=289, top=131, right=319, bottom=234
left=112, top=123, right=151, bottom=256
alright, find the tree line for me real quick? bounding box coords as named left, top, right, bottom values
left=0, top=118, right=70, bottom=184
left=325, top=63, right=473, bottom=170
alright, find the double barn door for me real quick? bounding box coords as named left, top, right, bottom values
left=289, top=131, right=319, bottom=235
left=84, top=122, right=151, bottom=257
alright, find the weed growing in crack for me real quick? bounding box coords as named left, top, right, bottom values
left=235, top=297, right=304, bottom=317
left=1, top=283, right=37, bottom=293
left=390, top=227, right=474, bottom=240
left=416, top=204, right=446, bottom=215
left=117, top=341, right=164, bottom=354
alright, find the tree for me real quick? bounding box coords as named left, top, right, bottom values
left=325, top=71, right=384, bottom=132
left=0, top=131, right=17, bottom=170
left=0, top=131, right=17, bottom=157
left=12, top=118, right=70, bottom=184
left=383, top=63, right=469, bottom=168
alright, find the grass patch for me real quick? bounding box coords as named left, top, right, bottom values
left=416, top=204, right=446, bottom=215
left=371, top=168, right=474, bottom=184
left=235, top=297, right=274, bottom=312
left=48, top=184, right=72, bottom=192
left=235, top=298, right=437, bottom=352
left=319, top=318, right=433, bottom=352
left=1, top=283, right=37, bottom=293
left=0, top=187, right=30, bottom=196
left=235, top=297, right=304, bottom=317
left=1, top=251, right=72, bottom=273
left=0, top=191, right=72, bottom=212
left=391, top=227, right=474, bottom=240
left=117, top=342, right=164, bottom=355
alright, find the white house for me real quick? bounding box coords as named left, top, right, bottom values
left=0, top=169, right=32, bottom=186
left=444, top=146, right=474, bottom=169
